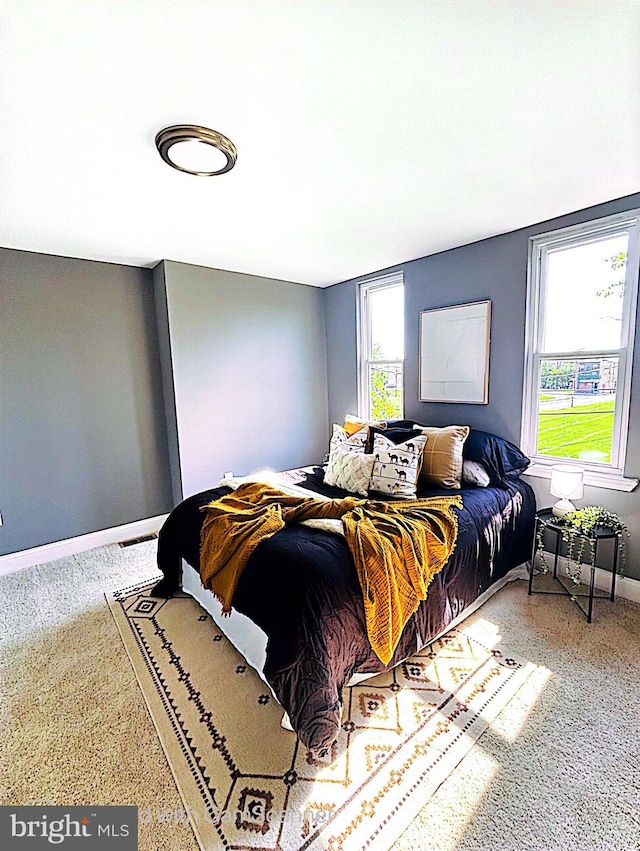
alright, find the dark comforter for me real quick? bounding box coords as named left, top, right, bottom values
left=152, top=466, right=536, bottom=754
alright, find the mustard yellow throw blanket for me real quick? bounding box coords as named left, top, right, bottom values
left=200, top=482, right=461, bottom=666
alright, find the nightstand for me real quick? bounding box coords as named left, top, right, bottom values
left=528, top=507, right=620, bottom=623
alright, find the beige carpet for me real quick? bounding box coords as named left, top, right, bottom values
left=107, top=581, right=537, bottom=850
left=1, top=538, right=639, bottom=850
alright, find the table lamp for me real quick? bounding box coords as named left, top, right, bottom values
left=550, top=464, right=584, bottom=518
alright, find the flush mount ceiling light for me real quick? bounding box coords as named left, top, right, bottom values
left=155, top=125, right=237, bottom=176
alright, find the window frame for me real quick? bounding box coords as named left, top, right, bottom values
left=357, top=272, right=405, bottom=420
left=521, top=209, right=640, bottom=491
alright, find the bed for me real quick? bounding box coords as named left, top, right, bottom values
left=152, top=424, right=536, bottom=756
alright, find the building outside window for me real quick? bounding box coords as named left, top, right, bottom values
left=358, top=273, right=404, bottom=420
left=522, top=210, right=640, bottom=488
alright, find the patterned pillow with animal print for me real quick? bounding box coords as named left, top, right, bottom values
left=368, top=432, right=427, bottom=498
left=329, top=423, right=368, bottom=453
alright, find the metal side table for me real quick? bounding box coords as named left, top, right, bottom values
left=528, top=507, right=620, bottom=623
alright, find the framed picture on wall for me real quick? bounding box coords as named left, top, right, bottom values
left=419, top=300, right=491, bottom=403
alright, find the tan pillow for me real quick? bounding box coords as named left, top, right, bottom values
left=415, top=425, right=470, bottom=489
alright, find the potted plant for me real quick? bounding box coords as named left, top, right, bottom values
left=536, top=506, right=628, bottom=599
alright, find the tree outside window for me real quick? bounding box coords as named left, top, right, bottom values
left=359, top=276, right=404, bottom=420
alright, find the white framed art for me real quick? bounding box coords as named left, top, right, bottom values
left=419, top=300, right=491, bottom=403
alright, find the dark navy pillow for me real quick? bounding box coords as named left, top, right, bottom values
left=384, top=419, right=418, bottom=431
left=463, top=429, right=530, bottom=485
left=364, top=420, right=422, bottom=452
left=369, top=426, right=423, bottom=444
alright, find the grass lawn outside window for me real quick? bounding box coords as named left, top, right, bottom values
left=537, top=398, right=614, bottom=462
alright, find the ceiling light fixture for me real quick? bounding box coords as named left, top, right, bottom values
left=155, top=125, right=237, bottom=176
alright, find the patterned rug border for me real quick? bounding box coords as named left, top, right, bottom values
left=107, top=581, right=538, bottom=851
left=108, top=582, right=223, bottom=849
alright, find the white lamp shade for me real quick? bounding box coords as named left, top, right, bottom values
left=550, top=464, right=584, bottom=500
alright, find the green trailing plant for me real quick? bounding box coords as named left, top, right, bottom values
left=536, top=506, right=628, bottom=600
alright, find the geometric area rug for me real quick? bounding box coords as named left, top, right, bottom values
left=107, top=581, right=538, bottom=851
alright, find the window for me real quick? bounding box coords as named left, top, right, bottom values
left=522, top=210, right=640, bottom=489
left=358, top=274, right=404, bottom=420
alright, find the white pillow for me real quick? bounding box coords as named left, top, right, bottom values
left=369, top=433, right=427, bottom=499
left=462, top=459, right=491, bottom=487
left=324, top=446, right=375, bottom=496
left=329, top=423, right=368, bottom=453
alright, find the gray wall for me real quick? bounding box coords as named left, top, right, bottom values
left=0, top=248, right=173, bottom=556
left=153, top=262, right=183, bottom=506
left=326, top=193, right=640, bottom=579
left=157, top=260, right=329, bottom=500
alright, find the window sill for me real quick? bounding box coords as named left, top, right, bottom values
left=523, top=463, right=638, bottom=493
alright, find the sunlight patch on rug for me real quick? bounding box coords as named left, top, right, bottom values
left=107, top=582, right=540, bottom=851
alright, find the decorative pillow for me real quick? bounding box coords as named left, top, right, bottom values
left=329, top=423, right=368, bottom=453
left=463, top=429, right=530, bottom=486
left=369, top=426, right=424, bottom=446
left=414, top=425, right=470, bottom=490
left=383, top=419, right=418, bottom=430
left=462, top=459, right=491, bottom=487
left=342, top=413, right=386, bottom=437
left=324, top=446, right=375, bottom=496
left=369, top=433, right=427, bottom=499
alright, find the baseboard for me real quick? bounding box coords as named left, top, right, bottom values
left=611, top=573, right=640, bottom=604
left=533, top=555, right=640, bottom=605
left=0, top=515, right=169, bottom=578
left=581, top=563, right=640, bottom=605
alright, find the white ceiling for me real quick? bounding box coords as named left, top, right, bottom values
left=1, top=1, right=639, bottom=287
